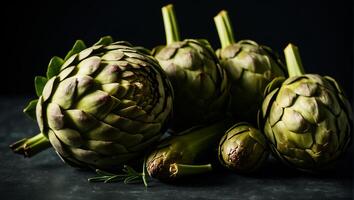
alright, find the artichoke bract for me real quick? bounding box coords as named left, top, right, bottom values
left=218, top=122, right=268, bottom=173
left=146, top=120, right=233, bottom=182
left=214, top=10, right=286, bottom=123
left=10, top=37, right=173, bottom=170
left=153, top=4, right=229, bottom=131
left=259, top=44, right=352, bottom=171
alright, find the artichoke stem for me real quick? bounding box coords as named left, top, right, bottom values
left=178, top=120, right=234, bottom=154
left=284, top=43, right=305, bottom=77
left=162, top=4, right=181, bottom=44
left=10, top=133, right=51, bottom=157
left=169, top=163, right=212, bottom=178
left=214, top=10, right=235, bottom=48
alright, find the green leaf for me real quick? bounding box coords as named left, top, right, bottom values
left=94, top=36, right=113, bottom=46
left=46, top=56, right=64, bottom=78
left=23, top=99, right=38, bottom=120
left=64, top=40, right=86, bottom=60
left=35, top=76, right=48, bottom=97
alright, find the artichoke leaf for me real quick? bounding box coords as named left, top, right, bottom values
left=34, top=76, right=48, bottom=97
left=46, top=56, right=64, bottom=78
left=94, top=36, right=113, bottom=46
left=64, top=40, right=86, bottom=61
left=23, top=99, right=38, bottom=121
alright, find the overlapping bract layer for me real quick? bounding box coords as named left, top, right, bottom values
left=217, top=40, right=285, bottom=122
left=154, top=39, right=229, bottom=130
left=218, top=122, right=268, bottom=172
left=261, top=75, right=352, bottom=170
left=37, top=40, right=173, bottom=170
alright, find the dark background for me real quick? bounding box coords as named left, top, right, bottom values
left=1, top=1, right=353, bottom=199
left=3, top=0, right=353, bottom=101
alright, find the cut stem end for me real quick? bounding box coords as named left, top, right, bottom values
left=9, top=133, right=51, bottom=157
left=284, top=43, right=306, bottom=77
left=162, top=4, right=181, bottom=45
left=214, top=10, right=235, bottom=48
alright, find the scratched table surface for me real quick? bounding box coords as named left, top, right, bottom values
left=0, top=96, right=352, bottom=200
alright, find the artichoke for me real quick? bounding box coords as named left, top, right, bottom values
left=214, top=10, right=286, bottom=123
left=152, top=4, right=229, bottom=131
left=218, top=122, right=268, bottom=173
left=259, top=44, right=352, bottom=171
left=146, top=120, right=233, bottom=182
left=10, top=36, right=173, bottom=171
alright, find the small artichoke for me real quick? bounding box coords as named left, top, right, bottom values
left=10, top=37, right=173, bottom=171
left=218, top=122, right=268, bottom=173
left=146, top=120, right=233, bottom=182
left=214, top=10, right=286, bottom=123
left=259, top=44, right=352, bottom=171
left=153, top=4, right=229, bottom=131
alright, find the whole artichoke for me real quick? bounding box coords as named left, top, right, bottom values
left=153, top=4, right=229, bottom=131
left=10, top=37, right=173, bottom=170
left=146, top=120, right=233, bottom=182
left=218, top=122, right=268, bottom=173
left=214, top=10, right=286, bottom=123
left=259, top=44, right=352, bottom=171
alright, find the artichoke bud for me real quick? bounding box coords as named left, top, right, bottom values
left=153, top=4, right=230, bottom=131
left=218, top=122, right=268, bottom=173
left=146, top=120, right=233, bottom=182
left=214, top=10, right=286, bottom=123
left=260, top=43, right=352, bottom=171
left=10, top=36, right=174, bottom=171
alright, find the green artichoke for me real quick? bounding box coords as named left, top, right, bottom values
left=259, top=44, right=352, bottom=171
left=10, top=36, right=173, bottom=171
left=214, top=10, right=286, bottom=123
left=146, top=120, right=233, bottom=182
left=218, top=122, right=268, bottom=173
left=152, top=4, right=229, bottom=131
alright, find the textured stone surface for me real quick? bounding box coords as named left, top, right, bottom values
left=0, top=96, right=352, bottom=200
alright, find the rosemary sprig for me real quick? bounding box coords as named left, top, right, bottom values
left=88, top=164, right=149, bottom=187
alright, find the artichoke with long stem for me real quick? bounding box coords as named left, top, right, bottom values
left=146, top=120, right=233, bottom=182
left=153, top=4, right=229, bottom=131
left=259, top=43, right=352, bottom=171
left=10, top=36, right=173, bottom=171
left=214, top=10, right=286, bottom=123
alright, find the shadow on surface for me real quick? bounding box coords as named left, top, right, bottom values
left=243, top=154, right=352, bottom=180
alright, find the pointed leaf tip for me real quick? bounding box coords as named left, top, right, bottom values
left=64, top=40, right=86, bottom=60
left=94, top=36, right=113, bottom=46
left=23, top=99, right=38, bottom=120
left=47, top=56, right=64, bottom=78
left=34, top=76, right=48, bottom=97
